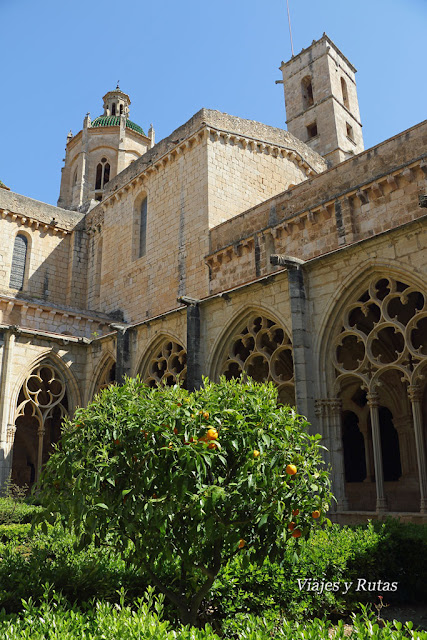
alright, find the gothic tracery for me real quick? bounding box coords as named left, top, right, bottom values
left=143, top=339, right=187, bottom=388
left=220, top=314, right=295, bottom=405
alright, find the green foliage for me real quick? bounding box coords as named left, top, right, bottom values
left=0, top=525, right=150, bottom=613
left=0, top=523, right=32, bottom=544
left=0, top=588, right=425, bottom=640
left=211, top=520, right=427, bottom=622
left=35, top=376, right=332, bottom=624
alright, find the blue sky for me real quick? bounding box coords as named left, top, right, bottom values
left=1, top=0, right=426, bottom=205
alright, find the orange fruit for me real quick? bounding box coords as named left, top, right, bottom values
left=173, top=427, right=179, bottom=435
left=168, top=442, right=173, bottom=449
left=292, top=509, right=299, bottom=516
left=238, top=539, right=246, bottom=549
left=292, top=529, right=302, bottom=538
left=152, top=493, right=157, bottom=499
left=208, top=442, right=218, bottom=450
left=203, top=411, right=210, bottom=419
left=286, top=464, right=297, bottom=476
left=288, top=522, right=296, bottom=531
left=253, top=450, right=260, bottom=458
left=206, top=428, right=218, bottom=440
left=312, top=510, right=321, bottom=519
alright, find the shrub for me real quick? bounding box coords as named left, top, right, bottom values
left=35, top=376, right=332, bottom=625
left=0, top=497, right=42, bottom=525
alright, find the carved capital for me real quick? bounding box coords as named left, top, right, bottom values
left=408, top=385, right=423, bottom=403
left=6, top=424, right=16, bottom=443
left=367, top=392, right=380, bottom=408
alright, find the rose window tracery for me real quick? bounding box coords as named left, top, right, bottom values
left=144, top=339, right=187, bottom=388
left=12, top=363, right=68, bottom=487
left=333, top=277, right=427, bottom=391
left=220, top=314, right=295, bottom=405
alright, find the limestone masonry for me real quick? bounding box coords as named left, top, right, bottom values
left=1, top=33, right=426, bottom=522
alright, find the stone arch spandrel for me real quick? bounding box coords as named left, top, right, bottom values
left=136, top=333, right=187, bottom=388
left=209, top=306, right=295, bottom=405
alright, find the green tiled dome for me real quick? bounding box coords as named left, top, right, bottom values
left=91, top=116, right=145, bottom=136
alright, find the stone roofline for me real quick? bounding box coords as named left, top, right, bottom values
left=207, top=118, right=427, bottom=255
left=280, top=33, right=357, bottom=74
left=0, top=189, right=84, bottom=232
left=102, top=108, right=327, bottom=197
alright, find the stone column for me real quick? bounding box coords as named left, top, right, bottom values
left=314, top=400, right=330, bottom=466
left=270, top=255, right=315, bottom=430
left=325, top=399, right=348, bottom=511
left=36, top=424, right=45, bottom=485
left=111, top=324, right=132, bottom=385
left=0, top=330, right=16, bottom=488
left=408, top=385, right=427, bottom=513
left=367, top=392, right=387, bottom=512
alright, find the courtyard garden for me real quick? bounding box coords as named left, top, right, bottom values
left=0, top=377, right=426, bottom=638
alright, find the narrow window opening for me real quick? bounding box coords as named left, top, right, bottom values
left=341, top=77, right=349, bottom=109
left=306, top=122, right=318, bottom=140
left=111, top=103, right=116, bottom=116
left=346, top=122, right=354, bottom=141
left=103, top=163, right=110, bottom=186
left=301, top=75, right=314, bottom=109
left=139, top=197, right=148, bottom=258
left=72, top=168, right=78, bottom=186
left=95, top=163, right=103, bottom=190
left=119, top=104, right=123, bottom=115
left=95, top=158, right=110, bottom=191
left=9, top=234, right=28, bottom=290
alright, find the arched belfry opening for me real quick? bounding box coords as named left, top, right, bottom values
left=11, top=362, right=68, bottom=489
left=330, top=275, right=427, bottom=513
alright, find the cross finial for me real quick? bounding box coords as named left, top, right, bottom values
left=116, top=80, right=120, bottom=89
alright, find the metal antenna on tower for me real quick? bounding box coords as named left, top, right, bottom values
left=286, top=0, right=294, bottom=57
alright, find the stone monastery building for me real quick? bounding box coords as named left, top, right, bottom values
left=1, top=34, right=426, bottom=522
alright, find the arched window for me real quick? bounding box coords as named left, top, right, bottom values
left=139, top=196, right=148, bottom=257
left=119, top=104, right=123, bottom=115
left=95, top=157, right=111, bottom=192
left=301, top=75, right=314, bottom=109
left=343, top=411, right=366, bottom=482
left=9, top=233, right=28, bottom=290
left=341, top=77, right=349, bottom=109
left=72, top=168, right=78, bottom=186
left=112, top=103, right=116, bottom=116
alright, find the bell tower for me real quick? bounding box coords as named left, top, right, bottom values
left=58, top=86, right=153, bottom=211
left=280, top=34, right=364, bottom=167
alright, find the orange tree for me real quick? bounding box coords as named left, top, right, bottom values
left=36, top=376, right=332, bottom=626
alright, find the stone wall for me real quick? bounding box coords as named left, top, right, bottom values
left=207, top=121, right=427, bottom=293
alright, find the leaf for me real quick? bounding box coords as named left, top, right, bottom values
left=95, top=503, right=109, bottom=509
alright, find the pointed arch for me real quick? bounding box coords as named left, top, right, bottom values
left=136, top=333, right=187, bottom=388
left=210, top=306, right=294, bottom=405
left=89, top=351, right=116, bottom=400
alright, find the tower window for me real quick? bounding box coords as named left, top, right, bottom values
left=95, top=158, right=111, bottom=191
left=120, top=104, right=123, bottom=115
left=306, top=121, right=318, bottom=139
left=341, top=77, right=350, bottom=109
left=112, top=103, right=116, bottom=116
left=9, top=233, right=29, bottom=290
left=346, top=122, right=354, bottom=141
left=301, top=75, right=314, bottom=109
left=72, top=168, right=78, bottom=186
left=139, top=196, right=148, bottom=258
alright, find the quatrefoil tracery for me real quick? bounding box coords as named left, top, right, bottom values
left=145, top=340, right=187, bottom=388
left=334, top=278, right=427, bottom=391
left=221, top=314, right=295, bottom=403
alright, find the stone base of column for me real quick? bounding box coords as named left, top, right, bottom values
left=420, top=498, right=427, bottom=514
left=376, top=497, right=388, bottom=512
